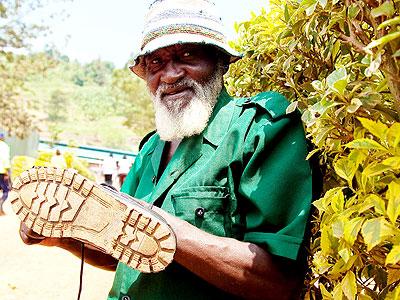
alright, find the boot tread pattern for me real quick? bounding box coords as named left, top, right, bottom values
left=10, top=167, right=176, bottom=273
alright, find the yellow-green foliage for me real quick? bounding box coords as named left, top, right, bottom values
left=11, top=156, right=36, bottom=181
left=226, top=0, right=400, bottom=299
left=11, top=151, right=95, bottom=181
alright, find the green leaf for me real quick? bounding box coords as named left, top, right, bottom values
left=386, top=245, right=400, bottom=265
left=358, top=117, right=388, bottom=140
left=318, top=0, right=327, bottom=8
left=363, top=162, right=392, bottom=177
left=387, top=123, right=400, bottom=148
left=315, top=126, right=335, bottom=147
left=311, top=80, right=323, bottom=91
left=313, top=198, right=327, bottom=213
left=361, top=217, right=395, bottom=250
left=321, top=226, right=332, bottom=255
left=341, top=271, right=357, bottom=300
left=310, top=98, right=338, bottom=115
left=365, top=32, right=400, bottom=51
left=359, top=92, right=382, bottom=107
left=346, top=138, right=387, bottom=151
left=286, top=101, right=298, bottom=114
left=365, top=52, right=382, bottom=77
left=332, top=218, right=345, bottom=238
left=313, top=251, right=332, bottom=274
left=348, top=4, right=360, bottom=19
left=377, top=16, right=400, bottom=30
left=305, top=1, right=318, bottom=16
left=327, top=67, right=348, bottom=95
left=366, top=194, right=386, bottom=215
left=331, top=258, right=347, bottom=276
left=334, top=158, right=357, bottom=182
left=319, top=283, right=333, bottom=299
left=371, top=1, right=395, bottom=18
left=393, top=49, right=400, bottom=58
left=332, top=282, right=343, bottom=300
left=306, top=148, right=320, bottom=160
left=344, top=217, right=364, bottom=246
left=348, top=149, right=367, bottom=166
left=339, top=248, right=351, bottom=263
left=284, top=4, right=290, bottom=22
left=387, top=181, right=400, bottom=224
left=331, top=188, right=345, bottom=212
left=383, top=157, right=400, bottom=169
left=385, top=284, right=400, bottom=300
left=347, top=98, right=363, bottom=113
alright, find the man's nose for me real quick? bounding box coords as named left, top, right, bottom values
left=160, top=61, right=185, bottom=84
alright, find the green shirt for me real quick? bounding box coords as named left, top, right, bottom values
left=108, top=89, right=312, bottom=300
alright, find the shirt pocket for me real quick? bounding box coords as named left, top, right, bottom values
left=171, top=186, right=232, bottom=237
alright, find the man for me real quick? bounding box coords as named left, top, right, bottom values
left=0, top=132, right=11, bottom=215
left=14, top=1, right=313, bottom=299
left=117, top=155, right=131, bottom=187
left=102, top=153, right=117, bottom=186
left=50, top=149, right=67, bottom=169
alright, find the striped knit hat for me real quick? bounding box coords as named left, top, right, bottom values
left=129, top=0, right=242, bottom=78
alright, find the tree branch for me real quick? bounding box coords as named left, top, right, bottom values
left=338, top=33, right=367, bottom=54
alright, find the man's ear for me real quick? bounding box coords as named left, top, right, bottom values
left=216, top=51, right=231, bottom=73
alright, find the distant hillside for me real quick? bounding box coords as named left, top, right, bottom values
left=24, top=50, right=155, bottom=151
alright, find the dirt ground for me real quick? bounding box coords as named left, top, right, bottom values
left=0, top=200, right=115, bottom=300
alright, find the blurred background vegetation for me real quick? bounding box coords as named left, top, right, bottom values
left=0, top=0, right=154, bottom=151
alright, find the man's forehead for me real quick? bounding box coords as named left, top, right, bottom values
left=145, top=43, right=215, bottom=58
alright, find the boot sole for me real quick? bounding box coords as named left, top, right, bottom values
left=9, top=167, right=176, bottom=273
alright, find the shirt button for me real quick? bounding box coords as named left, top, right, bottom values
left=152, top=176, right=157, bottom=184
left=195, top=207, right=205, bottom=218
left=122, top=296, right=130, bottom=300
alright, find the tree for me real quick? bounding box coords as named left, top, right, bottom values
left=48, top=89, right=69, bottom=122
left=0, top=0, right=69, bottom=137
left=83, top=59, right=114, bottom=86
left=111, top=68, right=155, bottom=136
left=226, top=0, right=400, bottom=299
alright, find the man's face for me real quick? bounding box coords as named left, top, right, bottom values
left=144, top=44, right=218, bottom=96
left=143, top=44, right=224, bottom=141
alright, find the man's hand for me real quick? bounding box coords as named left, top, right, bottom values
left=19, top=222, right=118, bottom=270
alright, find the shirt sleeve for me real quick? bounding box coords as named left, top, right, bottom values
left=239, top=103, right=312, bottom=260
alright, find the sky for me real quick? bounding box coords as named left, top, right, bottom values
left=31, top=0, right=267, bottom=68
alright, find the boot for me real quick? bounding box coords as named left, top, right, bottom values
left=8, top=167, right=176, bottom=273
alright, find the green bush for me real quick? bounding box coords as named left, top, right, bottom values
left=226, top=0, right=400, bottom=299
left=11, top=151, right=95, bottom=181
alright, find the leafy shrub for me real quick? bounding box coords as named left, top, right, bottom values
left=11, top=151, right=95, bottom=181
left=226, top=0, right=400, bottom=299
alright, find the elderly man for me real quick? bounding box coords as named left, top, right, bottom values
left=13, top=0, right=313, bottom=299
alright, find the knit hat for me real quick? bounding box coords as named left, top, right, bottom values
left=129, top=0, right=242, bottom=79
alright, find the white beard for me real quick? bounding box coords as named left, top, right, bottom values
left=151, top=65, right=224, bottom=141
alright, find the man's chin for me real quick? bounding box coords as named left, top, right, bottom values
left=158, top=128, right=204, bottom=141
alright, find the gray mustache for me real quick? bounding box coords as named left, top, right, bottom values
left=156, top=79, right=199, bottom=96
